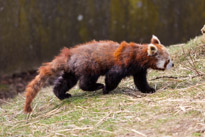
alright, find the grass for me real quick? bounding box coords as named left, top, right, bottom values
left=0, top=35, right=205, bottom=137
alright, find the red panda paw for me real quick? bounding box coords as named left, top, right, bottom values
left=103, top=88, right=109, bottom=94
left=140, top=87, right=156, bottom=94
left=58, top=93, right=72, bottom=100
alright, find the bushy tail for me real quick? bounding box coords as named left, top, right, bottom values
left=24, top=48, right=70, bottom=113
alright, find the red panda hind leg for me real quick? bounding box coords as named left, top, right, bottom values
left=79, top=75, right=104, bottom=91
left=53, top=72, right=78, bottom=100
left=103, top=66, right=124, bottom=94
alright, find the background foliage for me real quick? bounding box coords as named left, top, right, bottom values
left=0, top=0, right=205, bottom=74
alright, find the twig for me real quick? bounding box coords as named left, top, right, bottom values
left=129, top=129, right=147, bottom=137
left=150, top=75, right=202, bottom=81
left=188, top=50, right=201, bottom=76
left=151, top=76, right=179, bottom=80
left=98, top=129, right=114, bottom=134
left=95, top=112, right=112, bottom=127
left=181, top=46, right=201, bottom=76
left=54, top=126, right=93, bottom=132
left=159, top=99, right=205, bottom=103
left=26, top=113, right=31, bottom=122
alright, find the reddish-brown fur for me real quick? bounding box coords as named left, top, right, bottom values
left=24, top=48, right=70, bottom=112
left=114, top=42, right=161, bottom=69
left=24, top=39, right=169, bottom=113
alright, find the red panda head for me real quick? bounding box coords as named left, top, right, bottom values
left=147, top=35, right=174, bottom=70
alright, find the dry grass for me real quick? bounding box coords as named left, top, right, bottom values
left=0, top=35, right=205, bottom=137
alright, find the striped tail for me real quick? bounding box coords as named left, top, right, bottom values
left=24, top=48, right=70, bottom=113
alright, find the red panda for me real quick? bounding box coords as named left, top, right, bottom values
left=24, top=35, right=173, bottom=113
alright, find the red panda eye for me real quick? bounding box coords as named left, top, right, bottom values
left=151, top=47, right=155, bottom=51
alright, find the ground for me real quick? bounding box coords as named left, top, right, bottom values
left=0, top=35, right=205, bottom=137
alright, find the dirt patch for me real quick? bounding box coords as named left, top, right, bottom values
left=0, top=70, right=56, bottom=102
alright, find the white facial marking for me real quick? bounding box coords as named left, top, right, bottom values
left=157, top=59, right=166, bottom=69
left=166, top=61, right=172, bottom=70
left=152, top=35, right=161, bottom=44
left=166, top=56, right=173, bottom=70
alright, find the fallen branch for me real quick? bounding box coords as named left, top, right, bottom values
left=150, top=75, right=203, bottom=81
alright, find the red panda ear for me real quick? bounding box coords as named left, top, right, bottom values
left=147, top=44, right=158, bottom=56
left=151, top=35, right=161, bottom=45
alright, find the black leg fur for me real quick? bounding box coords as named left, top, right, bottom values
left=103, top=66, right=123, bottom=94
left=133, top=69, right=155, bottom=93
left=53, top=72, right=78, bottom=100
left=79, top=75, right=104, bottom=91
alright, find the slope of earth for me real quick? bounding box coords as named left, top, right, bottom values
left=0, top=35, right=204, bottom=137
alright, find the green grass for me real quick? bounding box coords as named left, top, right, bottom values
left=0, top=35, right=205, bottom=137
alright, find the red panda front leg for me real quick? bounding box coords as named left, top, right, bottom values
left=133, top=69, right=155, bottom=93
